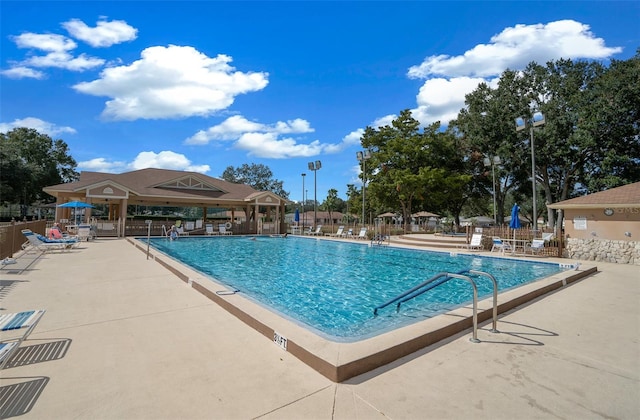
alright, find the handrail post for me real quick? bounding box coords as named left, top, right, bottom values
left=469, top=270, right=499, bottom=333
left=446, top=273, right=480, bottom=343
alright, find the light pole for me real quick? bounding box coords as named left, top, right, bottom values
left=516, top=111, right=545, bottom=235
left=356, top=150, right=371, bottom=227
left=308, top=161, right=321, bottom=228
left=483, top=155, right=501, bottom=225
left=346, top=184, right=354, bottom=227
left=301, top=173, right=306, bottom=229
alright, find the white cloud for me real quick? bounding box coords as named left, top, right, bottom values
left=235, top=132, right=324, bottom=158
left=185, top=115, right=351, bottom=158
left=402, top=19, right=623, bottom=126
left=73, top=45, right=269, bottom=120
left=62, top=18, right=138, bottom=47
left=339, top=129, right=364, bottom=147
left=7, top=31, right=104, bottom=73
left=0, top=117, right=76, bottom=136
left=411, top=76, right=499, bottom=125
left=77, top=151, right=210, bottom=173
left=23, top=51, right=105, bottom=71
left=77, top=157, right=127, bottom=173
left=130, top=151, right=210, bottom=173
left=12, top=33, right=77, bottom=52
left=0, top=66, right=45, bottom=79
left=408, top=20, right=622, bottom=79
left=185, top=115, right=314, bottom=145
left=372, top=115, right=396, bottom=129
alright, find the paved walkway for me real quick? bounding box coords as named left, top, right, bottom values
left=1, top=238, right=638, bottom=419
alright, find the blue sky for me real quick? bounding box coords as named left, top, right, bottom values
left=1, top=1, right=638, bottom=202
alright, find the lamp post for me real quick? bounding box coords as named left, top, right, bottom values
left=301, top=173, right=306, bottom=229
left=516, top=111, right=545, bottom=235
left=483, top=155, right=501, bottom=225
left=308, top=161, right=321, bottom=228
left=346, top=184, right=354, bottom=227
left=356, top=150, right=371, bottom=227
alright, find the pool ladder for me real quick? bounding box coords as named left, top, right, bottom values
left=373, top=270, right=498, bottom=343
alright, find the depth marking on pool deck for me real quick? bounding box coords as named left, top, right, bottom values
left=129, top=237, right=597, bottom=382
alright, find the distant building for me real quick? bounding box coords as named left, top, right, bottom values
left=548, top=182, right=640, bottom=265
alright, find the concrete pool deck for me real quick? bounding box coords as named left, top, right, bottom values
left=1, top=236, right=638, bottom=419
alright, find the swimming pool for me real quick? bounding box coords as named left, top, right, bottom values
left=148, top=236, right=565, bottom=341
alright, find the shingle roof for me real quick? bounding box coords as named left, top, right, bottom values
left=43, top=168, right=284, bottom=205
left=548, top=182, right=640, bottom=209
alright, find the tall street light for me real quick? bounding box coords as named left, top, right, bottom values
left=516, top=111, right=545, bottom=235
left=308, top=161, right=321, bottom=228
left=356, top=150, right=372, bottom=227
left=346, top=184, right=354, bottom=227
left=483, top=155, right=501, bottom=225
left=301, top=173, right=306, bottom=229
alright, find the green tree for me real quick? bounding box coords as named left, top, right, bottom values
left=578, top=50, right=640, bottom=191
left=453, top=55, right=640, bottom=232
left=321, top=188, right=339, bottom=230
left=0, top=127, right=78, bottom=208
left=361, top=110, right=470, bottom=232
left=221, top=163, right=289, bottom=199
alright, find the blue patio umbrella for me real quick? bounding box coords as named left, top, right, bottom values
left=509, top=204, right=521, bottom=252
left=509, top=204, right=521, bottom=230
left=57, top=201, right=94, bottom=224
left=294, top=208, right=300, bottom=223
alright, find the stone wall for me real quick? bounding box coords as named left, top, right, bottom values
left=564, top=238, right=640, bottom=265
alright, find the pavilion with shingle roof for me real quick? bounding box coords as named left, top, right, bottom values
left=43, top=168, right=289, bottom=236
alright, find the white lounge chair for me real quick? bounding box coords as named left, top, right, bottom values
left=1, top=310, right=46, bottom=370
left=205, top=224, right=217, bottom=235
left=176, top=226, right=189, bottom=236
left=329, top=226, right=345, bottom=237
left=218, top=224, right=232, bottom=235
left=77, top=224, right=95, bottom=241
left=306, top=225, right=323, bottom=236
left=355, top=227, right=368, bottom=240
left=458, top=233, right=484, bottom=251
left=21, top=229, right=72, bottom=252
left=525, top=239, right=546, bottom=255
left=490, top=237, right=512, bottom=253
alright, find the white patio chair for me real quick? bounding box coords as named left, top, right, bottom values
left=458, top=233, right=484, bottom=251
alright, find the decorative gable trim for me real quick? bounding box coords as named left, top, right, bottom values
left=154, top=176, right=224, bottom=192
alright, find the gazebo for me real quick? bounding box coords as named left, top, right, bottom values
left=43, top=168, right=289, bottom=237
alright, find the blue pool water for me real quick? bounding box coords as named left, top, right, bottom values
left=148, top=236, right=564, bottom=341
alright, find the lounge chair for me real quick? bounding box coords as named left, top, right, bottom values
left=328, top=226, right=345, bottom=237
left=218, top=224, right=232, bottom=235
left=490, top=237, right=512, bottom=253
left=355, top=227, right=368, bottom=240
left=458, top=233, right=484, bottom=251
left=22, top=229, right=71, bottom=252
left=525, top=239, right=546, bottom=255
left=176, top=226, right=189, bottom=236
left=205, top=224, right=217, bottom=235
left=77, top=224, right=96, bottom=241
left=342, top=228, right=353, bottom=238
left=1, top=310, right=46, bottom=370
left=306, top=225, right=323, bottom=236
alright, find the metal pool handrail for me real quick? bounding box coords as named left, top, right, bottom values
left=373, top=270, right=500, bottom=342
left=373, top=271, right=457, bottom=316
left=395, top=269, right=499, bottom=334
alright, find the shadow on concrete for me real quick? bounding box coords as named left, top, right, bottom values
left=0, top=376, right=49, bottom=418
left=3, top=339, right=71, bottom=369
